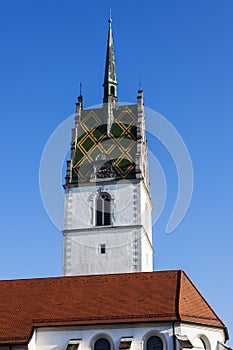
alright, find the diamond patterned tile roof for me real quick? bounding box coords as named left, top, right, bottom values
left=72, top=104, right=138, bottom=183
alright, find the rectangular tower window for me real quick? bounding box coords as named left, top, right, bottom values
left=100, top=244, right=106, bottom=254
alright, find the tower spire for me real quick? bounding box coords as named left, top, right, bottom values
left=77, top=82, right=83, bottom=108
left=103, top=13, right=118, bottom=133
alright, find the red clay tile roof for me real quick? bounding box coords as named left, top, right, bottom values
left=0, top=270, right=226, bottom=345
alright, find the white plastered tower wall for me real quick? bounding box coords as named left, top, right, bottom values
left=63, top=178, right=153, bottom=276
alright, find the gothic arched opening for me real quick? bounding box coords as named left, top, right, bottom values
left=96, top=192, right=112, bottom=226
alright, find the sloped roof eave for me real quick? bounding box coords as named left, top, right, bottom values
left=0, top=270, right=227, bottom=345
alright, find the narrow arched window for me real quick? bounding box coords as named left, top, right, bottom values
left=147, top=336, right=163, bottom=350
left=94, top=339, right=111, bottom=350
left=110, top=86, right=115, bottom=95
left=96, top=192, right=111, bottom=226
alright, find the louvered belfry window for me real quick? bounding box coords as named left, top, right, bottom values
left=96, top=192, right=111, bottom=226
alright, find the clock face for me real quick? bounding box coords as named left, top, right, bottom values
left=90, top=154, right=116, bottom=181
left=97, top=162, right=112, bottom=178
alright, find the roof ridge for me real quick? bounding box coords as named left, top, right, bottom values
left=0, top=270, right=180, bottom=283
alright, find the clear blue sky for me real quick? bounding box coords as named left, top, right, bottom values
left=0, top=0, right=232, bottom=345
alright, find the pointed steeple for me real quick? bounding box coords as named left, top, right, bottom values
left=103, top=13, right=118, bottom=134
left=103, top=12, right=117, bottom=104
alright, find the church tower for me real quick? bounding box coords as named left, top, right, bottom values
left=63, top=17, right=153, bottom=276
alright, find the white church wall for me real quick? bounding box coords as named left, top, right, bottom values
left=28, top=329, right=36, bottom=350
left=34, top=323, right=174, bottom=350
left=179, top=323, right=226, bottom=350
left=34, top=322, right=226, bottom=350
